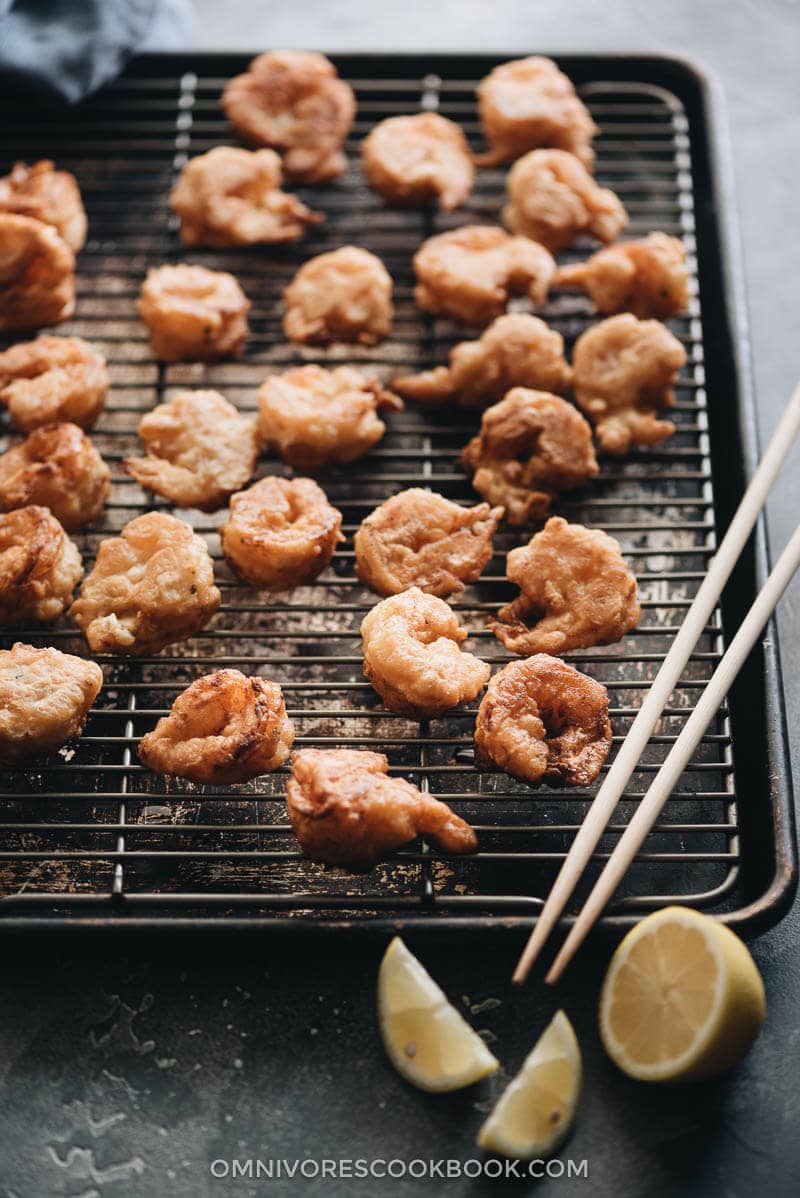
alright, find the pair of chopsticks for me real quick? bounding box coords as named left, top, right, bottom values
left=513, top=379, right=800, bottom=986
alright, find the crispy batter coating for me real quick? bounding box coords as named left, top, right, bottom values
left=0, top=160, right=87, bottom=252
left=555, top=232, right=691, bottom=319
left=0, top=335, right=108, bottom=432
left=0, top=505, right=82, bottom=625
left=354, top=489, right=502, bottom=598
left=287, top=748, right=477, bottom=870
left=69, top=512, right=220, bottom=656
left=361, top=113, right=475, bottom=212
left=490, top=516, right=640, bottom=655
left=0, top=214, right=75, bottom=331
left=361, top=588, right=490, bottom=718
left=474, top=654, right=611, bottom=786
left=221, top=50, right=356, bottom=183
left=413, top=225, right=555, bottom=326
left=503, top=149, right=627, bottom=252
left=0, top=423, right=110, bottom=530
left=0, top=643, right=103, bottom=765
left=572, top=313, right=686, bottom=453
left=283, top=246, right=393, bottom=345
left=124, top=389, right=259, bottom=512
left=139, top=669, right=294, bottom=785
left=222, top=476, right=343, bottom=591
left=257, top=365, right=402, bottom=469
left=138, top=263, right=250, bottom=362
left=462, top=388, right=598, bottom=524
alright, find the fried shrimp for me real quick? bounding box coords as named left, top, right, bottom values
left=502, top=149, right=627, bottom=252
left=169, top=146, right=323, bottom=247
left=361, top=113, right=474, bottom=212
left=490, top=516, right=640, bottom=655
left=69, top=512, right=220, bottom=656
left=283, top=246, right=393, bottom=345
left=474, top=654, right=611, bottom=787
left=461, top=388, right=598, bottom=525
left=138, top=669, right=294, bottom=785
left=0, top=506, right=82, bottom=625
left=572, top=313, right=686, bottom=453
left=0, top=423, right=110, bottom=530
left=555, top=232, right=691, bottom=319
left=138, top=263, right=250, bottom=361
left=392, top=313, right=571, bottom=408
left=257, top=365, right=402, bottom=469
left=0, top=214, right=75, bottom=330
left=0, top=335, right=108, bottom=432
left=221, top=476, right=343, bottom=591
left=354, top=489, right=502, bottom=598
left=413, top=226, right=556, bottom=326
left=287, top=748, right=477, bottom=871
left=0, top=643, right=103, bottom=766
left=124, top=389, right=259, bottom=512
left=361, top=588, right=490, bottom=718
left=0, top=160, right=87, bottom=251
left=221, top=50, right=356, bottom=183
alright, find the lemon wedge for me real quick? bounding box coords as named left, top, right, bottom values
left=599, top=906, right=766, bottom=1083
left=377, top=936, right=499, bottom=1091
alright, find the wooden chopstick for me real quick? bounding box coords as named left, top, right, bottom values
left=512, top=379, right=800, bottom=985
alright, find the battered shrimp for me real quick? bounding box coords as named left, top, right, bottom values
left=0, top=214, right=75, bottom=330
left=221, top=50, right=356, bottom=183
left=490, top=516, right=640, bottom=655
left=413, top=226, right=556, bottom=326
left=0, top=506, right=82, bottom=625
left=0, top=643, right=103, bottom=766
left=221, top=476, right=343, bottom=591
left=138, top=263, right=250, bottom=361
left=0, top=423, right=110, bottom=530
left=462, top=389, right=598, bottom=525
left=555, top=232, right=691, bottom=319
left=257, top=365, right=402, bottom=469
left=572, top=313, right=686, bottom=453
left=474, top=654, right=611, bottom=787
left=354, top=489, right=502, bottom=598
left=124, top=389, right=259, bottom=512
left=503, top=149, right=627, bottom=252
left=69, top=512, right=220, bottom=656
left=0, top=160, right=87, bottom=251
left=138, top=669, right=294, bottom=785
left=283, top=246, right=393, bottom=345
left=287, top=748, right=477, bottom=870
left=361, top=588, right=490, bottom=718
left=0, top=335, right=108, bottom=432
left=361, top=113, right=474, bottom=212
left=169, top=146, right=323, bottom=247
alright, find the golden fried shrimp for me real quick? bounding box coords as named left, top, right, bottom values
left=0, top=160, right=87, bottom=252
left=462, top=388, right=598, bottom=525
left=138, top=669, right=294, bottom=785
left=0, top=335, right=109, bottom=432
left=0, top=506, right=81, bottom=625
left=69, top=512, right=220, bottom=656
left=474, top=655, right=611, bottom=787
left=490, top=516, right=640, bottom=655
left=476, top=56, right=598, bottom=168
left=0, top=214, right=75, bottom=331
left=138, top=263, right=250, bottom=362
left=503, top=149, right=627, bottom=252
left=124, top=389, right=259, bottom=512
left=283, top=246, right=393, bottom=345
left=222, top=476, right=343, bottom=591
left=361, top=113, right=474, bottom=212
left=555, top=232, right=691, bottom=319
left=361, top=588, right=490, bottom=718
left=355, top=489, right=502, bottom=598
left=221, top=50, right=356, bottom=183
left=0, top=423, right=110, bottom=530
left=572, top=313, right=686, bottom=453
left=413, top=226, right=555, bottom=326
left=0, top=643, right=102, bottom=766
left=287, top=748, right=477, bottom=870
left=257, top=365, right=402, bottom=469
